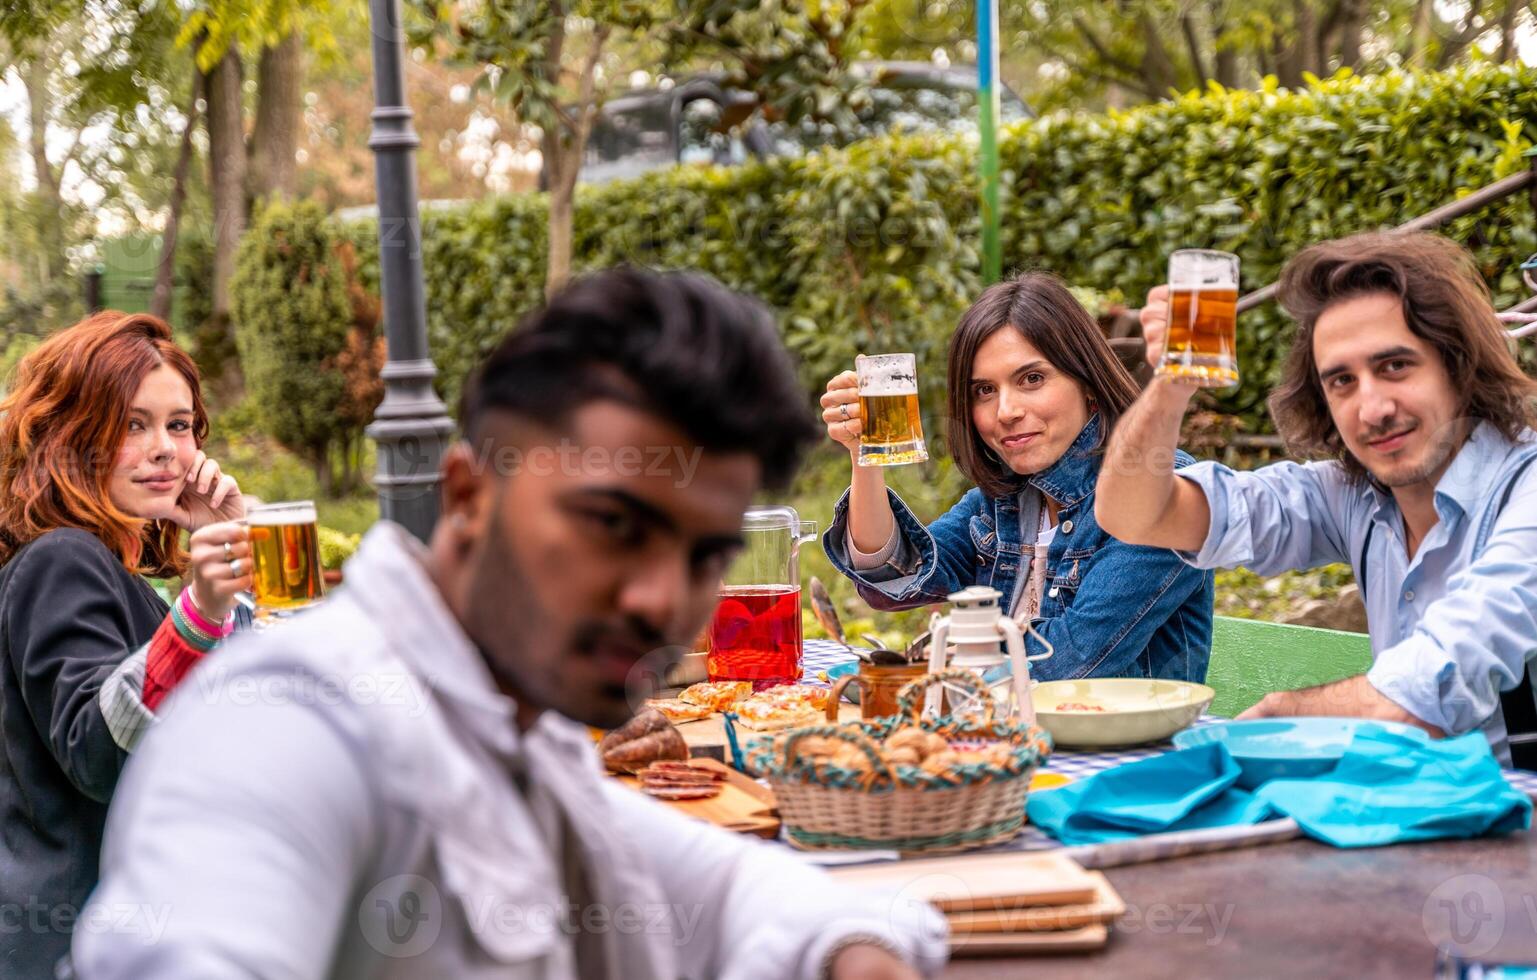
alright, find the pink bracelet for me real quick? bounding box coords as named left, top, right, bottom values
left=179, top=588, right=234, bottom=639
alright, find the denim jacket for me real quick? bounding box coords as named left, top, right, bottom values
left=823, top=416, right=1214, bottom=682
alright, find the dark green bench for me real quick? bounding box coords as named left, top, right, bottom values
left=1205, top=615, right=1373, bottom=717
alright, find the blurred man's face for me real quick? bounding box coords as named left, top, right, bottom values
left=459, top=401, right=757, bottom=729
left=1313, top=292, right=1465, bottom=492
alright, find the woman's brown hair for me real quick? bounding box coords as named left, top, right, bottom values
left=946, top=272, right=1141, bottom=498
left=1271, top=231, right=1537, bottom=481
left=0, top=311, right=209, bottom=575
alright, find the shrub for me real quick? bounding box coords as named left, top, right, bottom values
left=336, top=63, right=1537, bottom=433
left=231, top=201, right=356, bottom=494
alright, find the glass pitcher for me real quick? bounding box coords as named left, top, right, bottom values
left=706, top=505, right=817, bottom=689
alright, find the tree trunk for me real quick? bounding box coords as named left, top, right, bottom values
left=21, top=50, right=64, bottom=282
left=1179, top=14, right=1210, bottom=87
left=1137, top=12, right=1179, bottom=96
left=1336, top=0, right=1368, bottom=68
left=1274, top=35, right=1303, bottom=89
left=152, top=72, right=203, bottom=322
left=1297, top=1, right=1322, bottom=77
left=541, top=24, right=609, bottom=299
left=206, top=46, right=248, bottom=325
left=1496, top=0, right=1520, bottom=62
left=1406, top=0, right=1433, bottom=65
left=544, top=129, right=577, bottom=299
left=250, top=30, right=305, bottom=203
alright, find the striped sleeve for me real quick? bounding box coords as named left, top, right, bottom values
left=98, top=605, right=220, bottom=752
left=99, top=645, right=155, bottom=752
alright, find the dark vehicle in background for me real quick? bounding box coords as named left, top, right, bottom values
left=555, top=61, right=1034, bottom=187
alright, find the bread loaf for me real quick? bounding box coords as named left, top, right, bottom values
left=599, top=708, right=689, bottom=773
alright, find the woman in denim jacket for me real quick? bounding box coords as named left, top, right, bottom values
left=821, top=273, right=1214, bottom=681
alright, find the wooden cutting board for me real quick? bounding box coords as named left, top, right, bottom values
left=950, top=923, right=1110, bottom=956
left=613, top=758, right=780, bottom=839
left=826, top=851, right=1099, bottom=913
left=945, top=872, right=1124, bottom=934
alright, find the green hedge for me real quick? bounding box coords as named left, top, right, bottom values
left=232, top=201, right=355, bottom=483
left=336, top=63, right=1537, bottom=428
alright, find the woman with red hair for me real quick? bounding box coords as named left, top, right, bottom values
left=0, top=310, right=251, bottom=975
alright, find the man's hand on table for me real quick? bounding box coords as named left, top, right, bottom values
left=1237, top=674, right=1446, bottom=738
left=827, top=942, right=923, bottom=980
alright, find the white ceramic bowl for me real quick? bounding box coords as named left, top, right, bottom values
left=1031, top=678, right=1215, bottom=749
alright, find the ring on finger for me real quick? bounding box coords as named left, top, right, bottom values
left=839, top=403, right=850, bottom=421
left=229, top=557, right=244, bottom=576
left=223, top=541, right=233, bottom=560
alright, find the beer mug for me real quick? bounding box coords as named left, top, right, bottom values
left=854, top=352, right=928, bottom=467
left=246, top=500, right=324, bottom=612
left=1159, top=249, right=1240, bottom=388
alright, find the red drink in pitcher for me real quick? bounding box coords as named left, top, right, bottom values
left=706, top=585, right=804, bottom=689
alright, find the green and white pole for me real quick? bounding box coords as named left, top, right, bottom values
left=977, top=0, right=1002, bottom=284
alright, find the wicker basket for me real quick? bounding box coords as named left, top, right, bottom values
left=745, top=669, right=1052, bottom=854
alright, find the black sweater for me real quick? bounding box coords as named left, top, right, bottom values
left=0, top=529, right=167, bottom=978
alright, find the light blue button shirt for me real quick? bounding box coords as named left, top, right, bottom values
left=1176, top=422, right=1537, bottom=765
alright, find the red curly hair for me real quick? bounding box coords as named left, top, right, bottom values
left=0, top=311, right=209, bottom=576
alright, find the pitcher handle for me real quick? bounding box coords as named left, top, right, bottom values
left=827, top=674, right=863, bottom=721
left=796, top=519, right=818, bottom=545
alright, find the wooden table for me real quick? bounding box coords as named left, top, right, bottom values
left=944, top=829, right=1537, bottom=977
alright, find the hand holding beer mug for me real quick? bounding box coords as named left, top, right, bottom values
left=1156, top=249, right=1240, bottom=388
left=853, top=353, right=928, bottom=466
left=245, top=500, right=324, bottom=616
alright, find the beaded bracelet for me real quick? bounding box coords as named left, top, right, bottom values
left=174, top=589, right=233, bottom=651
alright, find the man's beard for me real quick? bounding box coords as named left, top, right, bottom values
left=1358, top=416, right=1462, bottom=489
left=462, top=512, right=672, bottom=729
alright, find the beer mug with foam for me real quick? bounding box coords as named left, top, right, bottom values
left=1159, top=249, right=1240, bottom=388
left=246, top=500, right=325, bottom=613
left=854, top=352, right=928, bottom=466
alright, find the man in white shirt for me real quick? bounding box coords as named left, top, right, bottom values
left=72, top=269, right=947, bottom=978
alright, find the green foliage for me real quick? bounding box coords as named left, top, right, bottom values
left=176, top=0, right=341, bottom=72
left=317, top=525, right=361, bottom=571
left=340, top=63, right=1537, bottom=434
left=1214, top=564, right=1358, bottom=620
left=0, top=332, right=43, bottom=398
left=230, top=200, right=354, bottom=485
left=1000, top=65, right=1537, bottom=417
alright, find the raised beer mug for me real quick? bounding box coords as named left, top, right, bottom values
left=1159, top=249, right=1240, bottom=388
left=246, top=500, right=325, bottom=614
left=854, top=352, right=928, bottom=467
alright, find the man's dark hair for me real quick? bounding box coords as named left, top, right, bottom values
left=1271, top=231, right=1537, bottom=481
left=459, top=267, right=819, bottom=489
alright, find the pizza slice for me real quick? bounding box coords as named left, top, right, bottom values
left=753, top=684, right=832, bottom=712
left=732, top=697, right=821, bottom=732
left=644, top=698, right=714, bottom=724
left=678, top=681, right=753, bottom=711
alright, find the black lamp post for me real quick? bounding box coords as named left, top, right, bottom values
left=364, top=0, right=454, bottom=541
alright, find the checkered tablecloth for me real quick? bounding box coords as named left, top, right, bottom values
left=799, top=637, right=1537, bottom=832
left=802, top=638, right=857, bottom=686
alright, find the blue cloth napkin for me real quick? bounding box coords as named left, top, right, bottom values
left=1027, top=725, right=1532, bottom=849
left=1027, top=743, right=1272, bottom=845
left=1255, top=728, right=1533, bottom=848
